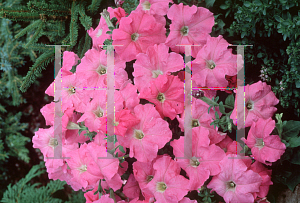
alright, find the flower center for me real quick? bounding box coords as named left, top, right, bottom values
left=78, top=164, right=87, bottom=173
left=152, top=70, right=163, bottom=78
left=142, top=0, right=151, bottom=10
left=49, top=138, right=58, bottom=148
left=156, top=182, right=167, bottom=192
left=97, top=65, right=107, bottom=75
left=191, top=119, right=200, bottom=128
left=146, top=175, right=153, bottom=183
left=192, top=90, right=204, bottom=99
left=157, top=93, right=165, bottom=102
left=190, top=157, right=200, bottom=167
left=226, top=181, right=236, bottom=190
left=206, top=60, right=216, bottom=69
left=114, top=121, right=119, bottom=126
left=134, top=129, right=144, bottom=139
left=180, top=26, right=189, bottom=36
left=96, top=28, right=103, bottom=37
left=131, top=33, right=139, bottom=41
left=94, top=107, right=104, bottom=118
left=68, top=86, right=76, bottom=94
left=246, top=101, right=254, bottom=110
left=255, top=138, right=264, bottom=149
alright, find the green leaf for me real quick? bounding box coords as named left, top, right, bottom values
left=205, top=0, right=215, bottom=8
left=220, top=4, right=229, bottom=9
left=286, top=173, right=300, bottom=191
left=225, top=94, right=234, bottom=107
left=290, top=149, right=300, bottom=165
left=296, top=81, right=300, bottom=88
left=257, top=53, right=263, bottom=58
left=274, top=15, right=281, bottom=22
left=287, top=136, right=300, bottom=148
left=244, top=1, right=251, bottom=7
left=282, top=120, right=300, bottom=139
left=119, top=145, right=125, bottom=153
left=218, top=101, right=226, bottom=114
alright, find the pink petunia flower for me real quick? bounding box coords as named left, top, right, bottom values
left=133, top=157, right=161, bottom=200
left=230, top=81, right=280, bottom=129
left=207, top=154, right=262, bottom=203
left=112, top=10, right=166, bottom=62
left=138, top=74, right=184, bottom=120
left=165, top=3, right=214, bottom=54
left=135, top=0, right=172, bottom=25
left=119, top=81, right=140, bottom=113
left=133, top=43, right=184, bottom=91
left=87, top=7, right=126, bottom=50
left=123, top=174, right=141, bottom=200
left=76, top=48, right=128, bottom=89
left=136, top=0, right=173, bottom=16
left=45, top=51, right=79, bottom=98
left=32, top=127, right=78, bottom=172
left=242, top=118, right=286, bottom=165
left=77, top=90, right=107, bottom=132
left=107, top=7, right=127, bottom=24
left=176, top=97, right=225, bottom=144
left=192, top=35, right=244, bottom=88
left=171, top=127, right=226, bottom=190
left=65, top=143, right=103, bottom=191
left=117, top=104, right=172, bottom=162
left=250, top=161, right=273, bottom=199
left=61, top=73, right=91, bottom=113
left=216, top=135, right=243, bottom=155
left=108, top=108, right=141, bottom=137
left=146, top=155, right=189, bottom=202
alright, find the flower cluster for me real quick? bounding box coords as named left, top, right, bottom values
left=33, top=1, right=286, bottom=203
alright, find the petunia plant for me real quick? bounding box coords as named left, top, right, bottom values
left=31, top=1, right=293, bottom=203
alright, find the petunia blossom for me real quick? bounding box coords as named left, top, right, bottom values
left=207, top=154, right=262, bottom=203
left=242, top=118, right=286, bottom=165
left=138, top=74, right=184, bottom=120
left=117, top=104, right=172, bottom=162
left=250, top=161, right=273, bottom=199
left=171, top=127, right=225, bottom=190
left=230, top=81, right=279, bottom=129
left=192, top=35, right=243, bottom=88
left=133, top=43, right=184, bottom=91
left=165, top=3, right=214, bottom=54
left=112, top=10, right=166, bottom=62
left=75, top=48, right=128, bottom=89
left=146, top=155, right=189, bottom=203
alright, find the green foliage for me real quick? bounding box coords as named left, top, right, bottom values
left=217, top=0, right=300, bottom=116
left=198, top=186, right=216, bottom=203
left=122, top=0, right=139, bottom=14
left=1, top=163, right=66, bottom=203
left=270, top=116, right=300, bottom=194
left=0, top=0, right=112, bottom=93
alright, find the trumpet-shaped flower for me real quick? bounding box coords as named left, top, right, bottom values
left=230, top=81, right=279, bottom=129
left=112, top=10, right=166, bottom=62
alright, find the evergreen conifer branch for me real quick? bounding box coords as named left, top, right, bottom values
left=23, top=20, right=43, bottom=48
left=69, top=1, right=79, bottom=48
left=78, top=32, right=92, bottom=58
left=79, top=2, right=92, bottom=31
left=0, top=6, right=41, bottom=22
left=87, top=0, right=103, bottom=15
left=20, top=50, right=55, bottom=93
left=27, top=43, right=54, bottom=53
left=27, top=1, right=70, bottom=17
left=14, top=19, right=42, bottom=39
left=1, top=163, right=67, bottom=203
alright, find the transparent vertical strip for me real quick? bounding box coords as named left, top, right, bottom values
left=105, top=46, right=115, bottom=159
left=228, top=45, right=252, bottom=159
left=45, top=45, right=70, bottom=160
left=183, top=45, right=193, bottom=159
